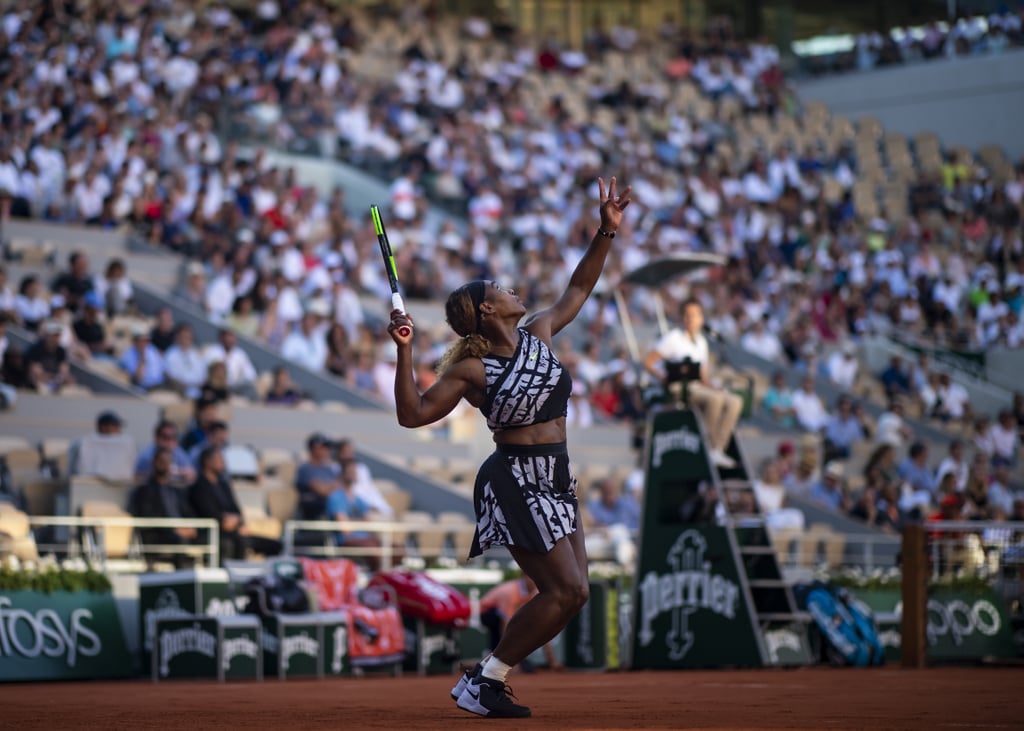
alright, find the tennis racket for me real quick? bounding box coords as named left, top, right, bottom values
left=370, top=205, right=411, bottom=337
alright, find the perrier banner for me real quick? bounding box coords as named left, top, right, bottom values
left=631, top=408, right=763, bottom=669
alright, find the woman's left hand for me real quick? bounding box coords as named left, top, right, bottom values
left=598, top=176, right=632, bottom=234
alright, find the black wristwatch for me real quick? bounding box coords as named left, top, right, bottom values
left=597, top=227, right=616, bottom=238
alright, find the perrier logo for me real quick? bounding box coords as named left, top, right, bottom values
left=637, top=530, right=740, bottom=661
left=159, top=622, right=217, bottom=677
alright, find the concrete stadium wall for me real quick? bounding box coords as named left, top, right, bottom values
left=983, top=348, right=1024, bottom=396
left=794, top=49, right=1024, bottom=159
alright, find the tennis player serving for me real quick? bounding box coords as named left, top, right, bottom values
left=388, top=176, right=631, bottom=718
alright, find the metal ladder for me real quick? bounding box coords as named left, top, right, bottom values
left=710, top=437, right=811, bottom=665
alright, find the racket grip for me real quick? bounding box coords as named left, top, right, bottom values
left=392, top=293, right=411, bottom=337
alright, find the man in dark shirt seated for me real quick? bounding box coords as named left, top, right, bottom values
left=25, top=321, right=74, bottom=392
left=189, top=445, right=281, bottom=564
left=129, top=447, right=200, bottom=568
left=72, top=291, right=113, bottom=358
left=50, top=250, right=93, bottom=313
left=878, top=355, right=911, bottom=399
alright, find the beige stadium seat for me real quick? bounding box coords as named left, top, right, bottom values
left=450, top=523, right=476, bottom=561
left=408, top=455, right=444, bottom=476
left=413, top=518, right=447, bottom=559
left=80, top=501, right=135, bottom=559
left=3, top=447, right=40, bottom=472
left=59, top=384, right=93, bottom=397
left=383, top=489, right=412, bottom=519
left=232, top=482, right=268, bottom=517
left=0, top=436, right=32, bottom=454
left=259, top=447, right=296, bottom=470
left=147, top=389, right=183, bottom=407
left=161, top=400, right=194, bottom=432
left=244, top=515, right=282, bottom=543
left=254, top=371, right=274, bottom=400
left=69, top=475, right=132, bottom=516
left=266, top=485, right=299, bottom=524
left=87, top=357, right=131, bottom=385
left=261, top=461, right=297, bottom=489
left=770, top=527, right=799, bottom=566
left=372, top=478, right=399, bottom=494
left=0, top=509, right=39, bottom=561
left=437, top=511, right=472, bottom=526
left=798, top=524, right=847, bottom=568
left=21, top=479, right=62, bottom=516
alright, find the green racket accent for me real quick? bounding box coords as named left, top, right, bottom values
left=370, top=205, right=384, bottom=235
left=370, top=205, right=399, bottom=281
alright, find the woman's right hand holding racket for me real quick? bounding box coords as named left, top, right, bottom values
left=387, top=309, right=414, bottom=345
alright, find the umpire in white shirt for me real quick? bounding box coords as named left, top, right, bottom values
left=644, top=298, right=743, bottom=469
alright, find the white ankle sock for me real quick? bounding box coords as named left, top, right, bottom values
left=481, top=656, right=511, bottom=683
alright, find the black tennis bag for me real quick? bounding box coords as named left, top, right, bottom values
left=243, top=574, right=310, bottom=618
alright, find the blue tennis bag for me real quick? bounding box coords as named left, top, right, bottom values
left=794, top=581, right=884, bottom=667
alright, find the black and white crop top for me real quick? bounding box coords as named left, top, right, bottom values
left=479, top=329, right=573, bottom=432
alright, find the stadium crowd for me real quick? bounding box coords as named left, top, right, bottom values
left=0, top=0, right=1022, bottom=547
left=798, top=8, right=1024, bottom=76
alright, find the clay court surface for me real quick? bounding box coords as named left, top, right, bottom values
left=7, top=666, right=1023, bottom=730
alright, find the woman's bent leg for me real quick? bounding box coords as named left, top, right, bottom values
left=491, top=533, right=589, bottom=667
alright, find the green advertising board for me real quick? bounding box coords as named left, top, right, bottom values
left=220, top=616, right=263, bottom=679
left=631, top=408, right=764, bottom=669
left=154, top=616, right=219, bottom=679
left=564, top=580, right=626, bottom=670
left=138, top=569, right=242, bottom=672
left=263, top=614, right=322, bottom=679
left=153, top=615, right=262, bottom=681
left=319, top=612, right=351, bottom=677
left=0, top=589, right=132, bottom=681
left=853, top=588, right=1017, bottom=661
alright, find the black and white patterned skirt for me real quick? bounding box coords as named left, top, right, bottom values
left=468, top=442, right=579, bottom=558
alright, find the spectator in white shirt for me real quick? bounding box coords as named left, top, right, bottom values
left=739, top=318, right=784, bottom=363
left=206, top=267, right=255, bottom=322
left=935, top=440, right=969, bottom=493
left=933, top=373, right=971, bottom=424
left=15, top=275, right=51, bottom=331
left=373, top=343, right=399, bottom=407
left=876, top=398, right=913, bottom=448
left=990, top=410, right=1019, bottom=466
left=203, top=329, right=257, bottom=397
left=164, top=324, right=207, bottom=399
left=826, top=343, right=859, bottom=391
left=92, top=258, right=134, bottom=316
left=336, top=438, right=393, bottom=517
left=791, top=376, right=830, bottom=432
left=766, top=146, right=801, bottom=197
left=280, top=308, right=329, bottom=373
left=71, top=168, right=110, bottom=222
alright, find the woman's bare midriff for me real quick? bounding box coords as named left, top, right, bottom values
left=492, top=416, right=568, bottom=446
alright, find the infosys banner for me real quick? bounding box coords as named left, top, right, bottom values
left=0, top=590, right=131, bottom=681
left=631, top=409, right=762, bottom=669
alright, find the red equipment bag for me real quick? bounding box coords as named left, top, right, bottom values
left=368, top=570, right=471, bottom=627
